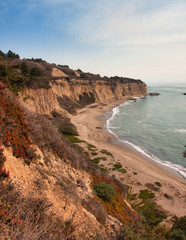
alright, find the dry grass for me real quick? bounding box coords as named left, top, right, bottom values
left=0, top=180, right=78, bottom=240
left=25, top=111, right=100, bottom=173
left=81, top=197, right=107, bottom=225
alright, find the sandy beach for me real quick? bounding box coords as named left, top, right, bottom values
left=71, top=98, right=186, bottom=217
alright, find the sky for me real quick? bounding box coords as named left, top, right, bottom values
left=0, top=0, right=186, bottom=85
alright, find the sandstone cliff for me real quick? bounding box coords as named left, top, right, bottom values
left=0, top=57, right=147, bottom=239
left=20, top=65, right=147, bottom=115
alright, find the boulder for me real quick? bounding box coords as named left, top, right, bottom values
left=149, top=92, right=160, bottom=96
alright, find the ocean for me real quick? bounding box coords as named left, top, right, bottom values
left=107, top=84, right=186, bottom=179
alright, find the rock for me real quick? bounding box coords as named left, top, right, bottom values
left=149, top=92, right=160, bottom=96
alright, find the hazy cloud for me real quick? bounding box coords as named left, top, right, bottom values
left=1, top=0, right=185, bottom=83
left=69, top=0, right=186, bottom=47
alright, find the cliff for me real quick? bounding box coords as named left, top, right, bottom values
left=0, top=55, right=149, bottom=239
left=1, top=51, right=186, bottom=240
left=20, top=64, right=147, bottom=115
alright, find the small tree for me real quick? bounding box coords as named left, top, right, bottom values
left=0, top=65, right=8, bottom=77
left=58, top=122, right=78, bottom=136
left=20, top=62, right=29, bottom=75
left=7, top=50, right=20, bottom=59
left=30, top=67, right=43, bottom=77
left=93, top=182, right=116, bottom=201
left=0, top=50, right=6, bottom=59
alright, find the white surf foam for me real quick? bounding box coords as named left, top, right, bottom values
left=106, top=98, right=186, bottom=180
left=174, top=129, right=186, bottom=133
left=106, top=106, right=119, bottom=127
left=109, top=127, right=120, bottom=129
left=117, top=136, right=186, bottom=179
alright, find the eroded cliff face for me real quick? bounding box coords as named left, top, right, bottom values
left=0, top=62, right=146, bottom=239
left=20, top=75, right=147, bottom=115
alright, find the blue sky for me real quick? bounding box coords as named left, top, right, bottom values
left=0, top=0, right=186, bottom=84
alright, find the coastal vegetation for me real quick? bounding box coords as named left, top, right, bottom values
left=0, top=50, right=185, bottom=239
left=100, top=149, right=113, bottom=156
left=0, top=50, right=20, bottom=59
left=117, top=168, right=127, bottom=173
left=92, top=157, right=107, bottom=164
left=65, top=135, right=84, bottom=143
left=58, top=122, right=78, bottom=136
left=0, top=83, right=32, bottom=163
left=93, top=182, right=116, bottom=201
left=138, top=189, right=155, bottom=199
left=113, top=162, right=122, bottom=170
left=0, top=50, right=51, bottom=93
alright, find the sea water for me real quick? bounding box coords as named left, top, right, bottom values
left=107, top=84, right=186, bottom=179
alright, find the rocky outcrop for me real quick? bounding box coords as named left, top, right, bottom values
left=149, top=92, right=160, bottom=96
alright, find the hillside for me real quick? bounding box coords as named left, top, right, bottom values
left=0, top=50, right=185, bottom=240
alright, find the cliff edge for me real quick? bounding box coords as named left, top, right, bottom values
left=3, top=53, right=173, bottom=240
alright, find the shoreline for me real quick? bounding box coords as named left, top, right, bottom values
left=71, top=98, right=186, bottom=217
left=102, top=100, right=185, bottom=180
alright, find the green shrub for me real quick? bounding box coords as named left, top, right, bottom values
left=154, top=182, right=162, bottom=187
left=100, top=149, right=113, bottom=156
left=100, top=157, right=107, bottom=161
left=172, top=216, right=186, bottom=234
left=84, top=151, right=89, bottom=156
left=100, top=167, right=108, bottom=172
left=92, top=157, right=107, bottom=164
left=113, top=163, right=122, bottom=170
left=168, top=229, right=186, bottom=240
left=87, top=143, right=97, bottom=151
left=58, top=122, right=78, bottom=136
left=30, top=67, right=43, bottom=76
left=88, top=144, right=96, bottom=148
left=20, top=62, right=29, bottom=75
left=7, top=50, right=20, bottom=59
left=135, top=201, right=167, bottom=226
left=0, top=50, right=6, bottom=59
left=117, top=168, right=127, bottom=174
left=65, top=135, right=83, bottom=143
left=92, top=158, right=100, bottom=164
left=93, top=182, right=116, bottom=201
left=117, top=221, right=166, bottom=240
left=139, top=189, right=155, bottom=199
left=7, top=71, right=27, bottom=94
left=91, top=152, right=98, bottom=156
left=0, top=65, right=8, bottom=77
left=28, top=58, right=46, bottom=63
